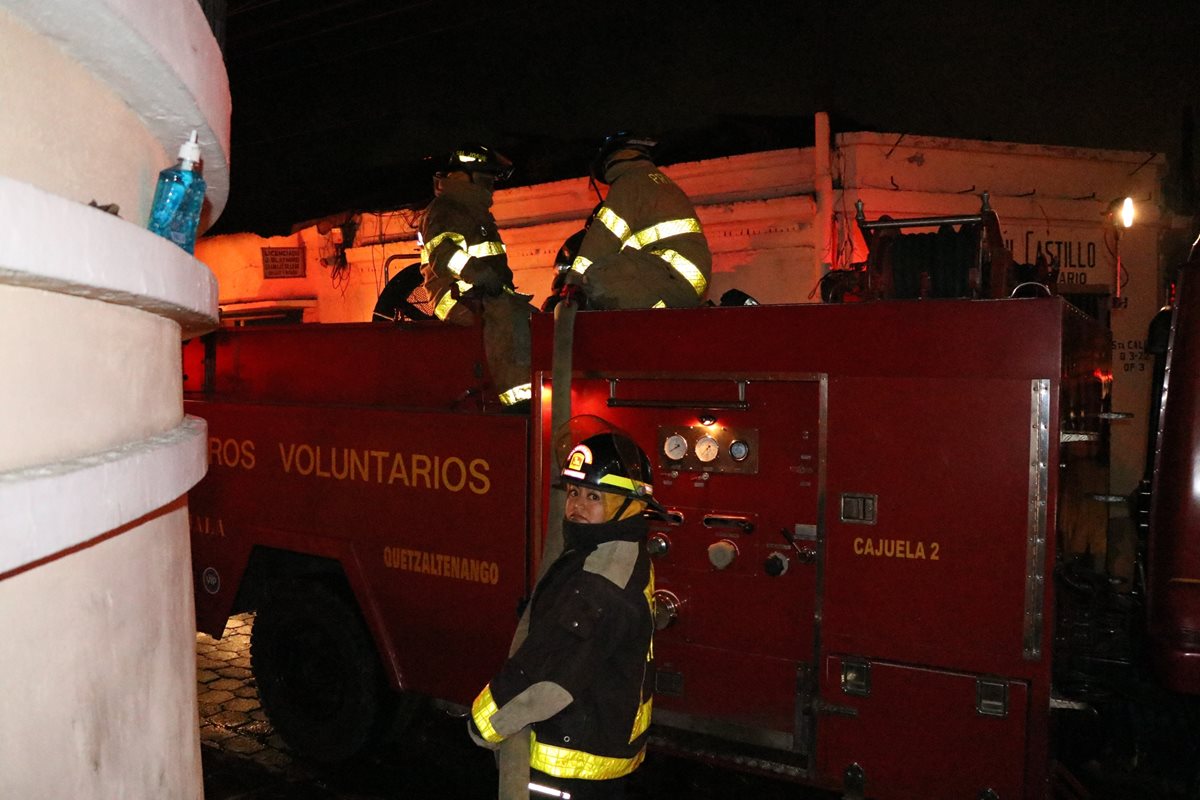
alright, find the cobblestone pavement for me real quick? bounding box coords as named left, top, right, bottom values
left=196, top=615, right=829, bottom=799
left=195, top=616, right=279, bottom=756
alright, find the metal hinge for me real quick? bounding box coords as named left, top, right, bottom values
left=812, top=699, right=859, bottom=718
left=1049, top=694, right=1090, bottom=711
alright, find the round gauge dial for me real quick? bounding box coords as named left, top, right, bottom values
left=729, top=439, right=750, bottom=462
left=663, top=434, right=688, bottom=461
left=695, top=434, right=720, bottom=463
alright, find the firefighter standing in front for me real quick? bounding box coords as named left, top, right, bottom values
left=419, top=144, right=533, bottom=407
left=563, top=132, right=711, bottom=309
left=470, top=428, right=658, bottom=799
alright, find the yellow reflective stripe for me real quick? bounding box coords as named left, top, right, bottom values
left=422, top=231, right=466, bottom=260
left=596, top=206, right=632, bottom=243
left=652, top=300, right=666, bottom=308
left=638, top=566, right=655, bottom=726
left=499, top=383, right=532, bottom=405
left=628, top=217, right=702, bottom=250
left=636, top=566, right=655, bottom=738
left=530, top=732, right=645, bottom=780
left=471, top=685, right=505, bottom=744
left=651, top=249, right=707, bottom=296
left=433, top=280, right=474, bottom=321
left=466, top=240, right=505, bottom=258
left=644, top=566, right=655, bottom=660
left=426, top=237, right=504, bottom=278
left=597, top=473, right=654, bottom=498
left=629, top=697, right=653, bottom=743
left=434, top=293, right=458, bottom=321
left=570, top=256, right=592, bottom=275
left=598, top=474, right=636, bottom=492
left=446, top=248, right=471, bottom=277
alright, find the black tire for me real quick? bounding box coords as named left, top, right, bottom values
left=251, top=578, right=415, bottom=763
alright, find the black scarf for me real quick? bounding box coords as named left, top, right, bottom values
left=562, top=514, right=648, bottom=555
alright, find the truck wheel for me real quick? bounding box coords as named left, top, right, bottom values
left=251, top=578, right=410, bottom=763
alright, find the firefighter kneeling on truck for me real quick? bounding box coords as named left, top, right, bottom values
left=418, top=143, right=534, bottom=408
left=470, top=424, right=658, bottom=800
left=561, top=132, right=711, bottom=310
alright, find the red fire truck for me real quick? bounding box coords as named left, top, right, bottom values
left=184, top=254, right=1200, bottom=799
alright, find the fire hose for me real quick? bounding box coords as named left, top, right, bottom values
left=497, top=296, right=577, bottom=800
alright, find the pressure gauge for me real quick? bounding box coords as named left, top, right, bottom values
left=663, top=434, right=688, bottom=461
left=695, top=434, right=720, bottom=463
left=729, top=439, right=750, bottom=462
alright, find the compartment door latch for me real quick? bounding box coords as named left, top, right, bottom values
left=976, top=678, right=1009, bottom=717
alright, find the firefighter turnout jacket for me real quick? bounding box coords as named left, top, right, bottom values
left=419, top=179, right=532, bottom=406
left=569, top=159, right=711, bottom=309
left=419, top=179, right=512, bottom=323
left=471, top=515, right=655, bottom=781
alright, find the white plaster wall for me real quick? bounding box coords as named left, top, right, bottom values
left=200, top=149, right=823, bottom=319
left=0, top=506, right=200, bottom=799
left=0, top=285, right=181, bottom=471
left=837, top=132, right=1172, bottom=498
left=196, top=229, right=386, bottom=324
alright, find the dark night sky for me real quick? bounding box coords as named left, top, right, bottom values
left=210, top=1, right=1200, bottom=236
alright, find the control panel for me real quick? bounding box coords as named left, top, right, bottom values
left=657, top=425, right=759, bottom=474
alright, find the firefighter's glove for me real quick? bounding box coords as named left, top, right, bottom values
left=467, top=718, right=500, bottom=751
left=557, top=282, right=588, bottom=310
left=464, top=266, right=505, bottom=296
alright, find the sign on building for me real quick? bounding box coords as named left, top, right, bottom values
left=262, top=246, right=306, bottom=279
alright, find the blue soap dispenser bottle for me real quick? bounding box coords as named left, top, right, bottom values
left=147, top=130, right=207, bottom=254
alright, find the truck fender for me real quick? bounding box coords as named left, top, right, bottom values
left=219, top=526, right=410, bottom=694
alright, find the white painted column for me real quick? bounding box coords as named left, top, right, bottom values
left=0, top=1, right=228, bottom=797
